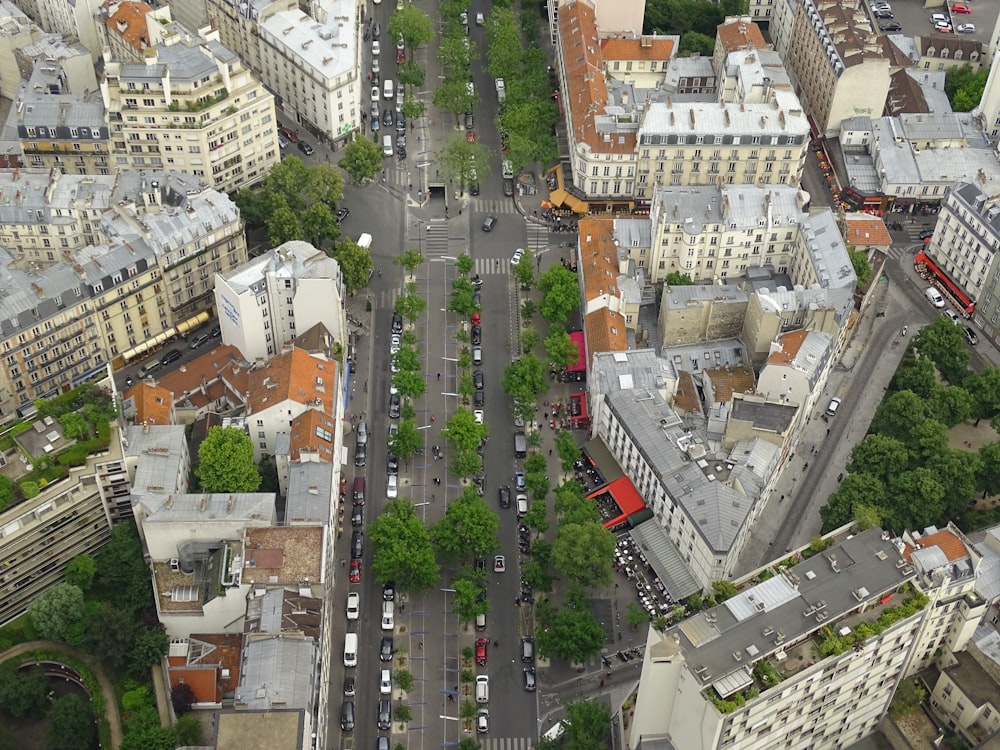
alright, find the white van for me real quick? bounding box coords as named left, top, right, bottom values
left=383, top=135, right=393, bottom=156
left=381, top=600, right=395, bottom=631
left=383, top=79, right=394, bottom=100
left=475, top=675, right=489, bottom=704
left=357, top=233, right=373, bottom=251
left=344, top=633, right=358, bottom=667
left=543, top=721, right=568, bottom=742
left=924, top=287, right=945, bottom=308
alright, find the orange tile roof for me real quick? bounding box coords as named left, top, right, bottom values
left=584, top=307, right=628, bottom=363
left=169, top=666, right=219, bottom=704
left=579, top=217, right=620, bottom=301
left=154, top=344, right=250, bottom=411
left=600, top=37, right=675, bottom=62
left=167, top=633, right=243, bottom=703
left=104, top=1, right=153, bottom=52
left=766, top=329, right=810, bottom=366
left=289, top=409, right=337, bottom=461
left=716, top=18, right=767, bottom=53
left=673, top=370, right=702, bottom=414
left=705, top=365, right=756, bottom=403
left=903, top=529, right=968, bottom=563
left=126, top=382, right=173, bottom=426
left=560, top=1, right=636, bottom=156
left=247, top=347, right=336, bottom=417
left=844, top=215, right=893, bottom=247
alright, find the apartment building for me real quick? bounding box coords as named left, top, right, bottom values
left=99, top=0, right=173, bottom=63
left=256, top=0, right=362, bottom=145
left=0, top=420, right=130, bottom=626
left=14, top=34, right=97, bottom=97
left=599, top=35, right=676, bottom=89
left=0, top=1, right=41, bottom=100
left=34, top=0, right=101, bottom=60
left=629, top=526, right=989, bottom=750
left=10, top=64, right=111, bottom=175
left=774, top=0, right=890, bottom=138
left=595, top=388, right=779, bottom=592
left=102, top=25, right=280, bottom=193
left=214, top=241, right=345, bottom=363
left=711, top=16, right=770, bottom=80
left=204, top=0, right=298, bottom=81
left=555, top=1, right=809, bottom=209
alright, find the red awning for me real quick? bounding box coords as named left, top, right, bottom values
left=567, top=331, right=586, bottom=373
left=915, top=251, right=975, bottom=313
left=588, top=476, right=646, bottom=529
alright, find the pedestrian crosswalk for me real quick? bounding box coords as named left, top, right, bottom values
left=467, top=197, right=520, bottom=215
left=473, top=257, right=512, bottom=276
left=480, top=737, right=534, bottom=750
left=422, top=221, right=451, bottom=257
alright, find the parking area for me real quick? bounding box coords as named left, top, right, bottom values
left=868, top=0, right=998, bottom=47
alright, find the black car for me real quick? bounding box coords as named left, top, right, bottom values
left=297, top=141, right=315, bottom=156
left=377, top=699, right=391, bottom=730
left=396, top=134, right=406, bottom=148
left=209, top=325, right=221, bottom=338
left=382, top=109, right=394, bottom=127
left=470, top=182, right=480, bottom=196
left=473, top=475, right=485, bottom=496
left=919, top=229, right=935, bottom=240
left=335, top=208, right=350, bottom=222
left=160, top=349, right=182, bottom=367
left=383, top=581, right=396, bottom=601
left=380, top=636, right=394, bottom=661
left=372, top=21, right=381, bottom=39
left=372, top=71, right=381, bottom=87
left=523, top=667, right=536, bottom=692
left=351, top=505, right=363, bottom=527
left=474, top=390, right=484, bottom=407
left=499, top=485, right=511, bottom=508
left=397, top=146, right=406, bottom=161
left=471, top=325, right=481, bottom=345
left=387, top=453, right=399, bottom=475
left=473, top=370, right=484, bottom=389
left=397, top=112, right=406, bottom=131
left=874, top=9, right=892, bottom=18
left=879, top=21, right=901, bottom=30
left=966, top=327, right=979, bottom=345
left=465, top=112, right=474, bottom=130
left=343, top=676, right=356, bottom=696
left=351, top=531, right=364, bottom=560
left=389, top=393, right=400, bottom=419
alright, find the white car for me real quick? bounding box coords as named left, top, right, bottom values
left=474, top=410, right=484, bottom=424
left=494, top=555, right=505, bottom=573
left=346, top=592, right=360, bottom=620
left=372, top=41, right=380, bottom=56
left=511, top=248, right=524, bottom=265
left=957, top=22, right=975, bottom=32
left=396, top=35, right=405, bottom=50
left=460, top=10, right=468, bottom=24
left=382, top=601, right=395, bottom=630
left=380, top=669, right=392, bottom=695
left=390, top=334, right=401, bottom=355
left=475, top=12, right=484, bottom=24
left=371, top=85, right=380, bottom=101
left=387, top=474, right=398, bottom=499
left=929, top=12, right=949, bottom=23
left=372, top=56, right=380, bottom=73
left=477, top=709, right=489, bottom=733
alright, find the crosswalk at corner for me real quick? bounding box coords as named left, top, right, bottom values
left=467, top=197, right=520, bottom=215
left=479, top=737, right=534, bottom=750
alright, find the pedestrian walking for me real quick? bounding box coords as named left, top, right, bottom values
left=549, top=449, right=553, bottom=456
left=600, top=679, right=605, bottom=687
left=419, top=642, right=423, bottom=650
left=437, top=372, right=441, bottom=380
left=431, top=414, right=435, bottom=422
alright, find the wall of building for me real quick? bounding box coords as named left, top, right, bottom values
left=659, top=297, right=749, bottom=346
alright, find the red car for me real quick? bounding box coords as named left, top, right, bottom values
left=466, top=130, right=476, bottom=143
left=952, top=3, right=971, bottom=12
left=280, top=126, right=299, bottom=143
left=396, top=48, right=405, bottom=64
left=471, top=312, right=481, bottom=325
left=475, top=638, right=488, bottom=666
left=350, top=560, right=361, bottom=583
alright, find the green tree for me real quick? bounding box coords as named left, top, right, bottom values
left=64, top=554, right=96, bottom=591
left=981, top=441, right=1000, bottom=496
left=438, top=137, right=491, bottom=192
left=46, top=693, right=96, bottom=750
left=538, top=265, right=581, bottom=323
left=626, top=602, right=649, bottom=630
left=535, top=590, right=605, bottom=663
left=677, top=31, right=714, bottom=56
left=913, top=316, right=971, bottom=384
left=174, top=714, right=203, bottom=746
left=84, top=602, right=137, bottom=673
left=486, top=7, right=522, bottom=79
left=521, top=558, right=553, bottom=592
left=0, top=474, right=13, bottom=512
left=395, top=292, right=427, bottom=323
left=511, top=248, right=535, bottom=289
left=131, top=627, right=169, bottom=675
left=665, top=271, right=694, bottom=286
left=563, top=700, right=613, bottom=750
left=266, top=197, right=301, bottom=246
left=521, top=299, right=537, bottom=321
left=847, top=434, right=911, bottom=484
left=853, top=503, right=882, bottom=531
left=890, top=678, right=927, bottom=718
left=394, top=669, right=415, bottom=692
left=300, top=201, right=340, bottom=249
left=395, top=248, right=425, bottom=275
left=452, top=575, right=487, bottom=622
left=451, top=448, right=484, bottom=478
left=554, top=480, right=600, bottom=525
left=94, top=524, right=152, bottom=613
left=171, top=682, right=196, bottom=715
left=555, top=430, right=581, bottom=472
left=458, top=737, right=480, bottom=750
left=20, top=480, right=38, bottom=499
left=390, top=3, right=436, bottom=51
left=393, top=345, right=422, bottom=374
left=401, top=96, right=426, bottom=121
left=390, top=419, right=423, bottom=462
left=58, top=411, right=87, bottom=439
left=28, top=582, right=85, bottom=642
left=502, top=353, right=548, bottom=408
left=450, top=277, right=478, bottom=316
left=820, top=473, right=887, bottom=532
left=545, top=328, right=581, bottom=370
left=432, top=487, right=499, bottom=562
left=398, top=60, right=426, bottom=88
left=552, top=523, right=615, bottom=588
left=713, top=580, right=738, bottom=601
left=926, top=384, right=973, bottom=427
left=968, top=367, right=1000, bottom=425
left=522, top=327, right=541, bottom=353
left=442, top=408, right=489, bottom=453
left=946, top=63, right=989, bottom=112
left=848, top=248, right=873, bottom=288
left=891, top=356, right=937, bottom=399
left=456, top=253, right=474, bottom=276
left=434, top=77, right=478, bottom=124
left=869, top=390, right=927, bottom=444
left=196, top=426, right=261, bottom=493
left=0, top=663, right=48, bottom=718
left=332, top=236, right=373, bottom=293
left=257, top=454, right=280, bottom=495
left=525, top=471, right=550, bottom=502
left=438, top=35, right=477, bottom=72
left=522, top=500, right=549, bottom=536
left=370, top=499, right=441, bottom=591
left=393, top=371, right=426, bottom=400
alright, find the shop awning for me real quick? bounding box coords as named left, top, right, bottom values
left=176, top=310, right=211, bottom=334
left=567, top=332, right=586, bottom=373
left=563, top=193, right=589, bottom=214
left=629, top=522, right=701, bottom=601
left=549, top=188, right=569, bottom=206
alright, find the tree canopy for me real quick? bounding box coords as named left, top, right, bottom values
left=535, top=589, right=606, bottom=663
left=432, top=487, right=499, bottom=563
left=369, top=499, right=441, bottom=591
left=339, top=137, right=384, bottom=184
left=196, top=426, right=261, bottom=493
left=234, top=157, right=344, bottom=232
left=28, top=582, right=85, bottom=642
left=538, top=266, right=581, bottom=323
left=946, top=64, right=990, bottom=112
